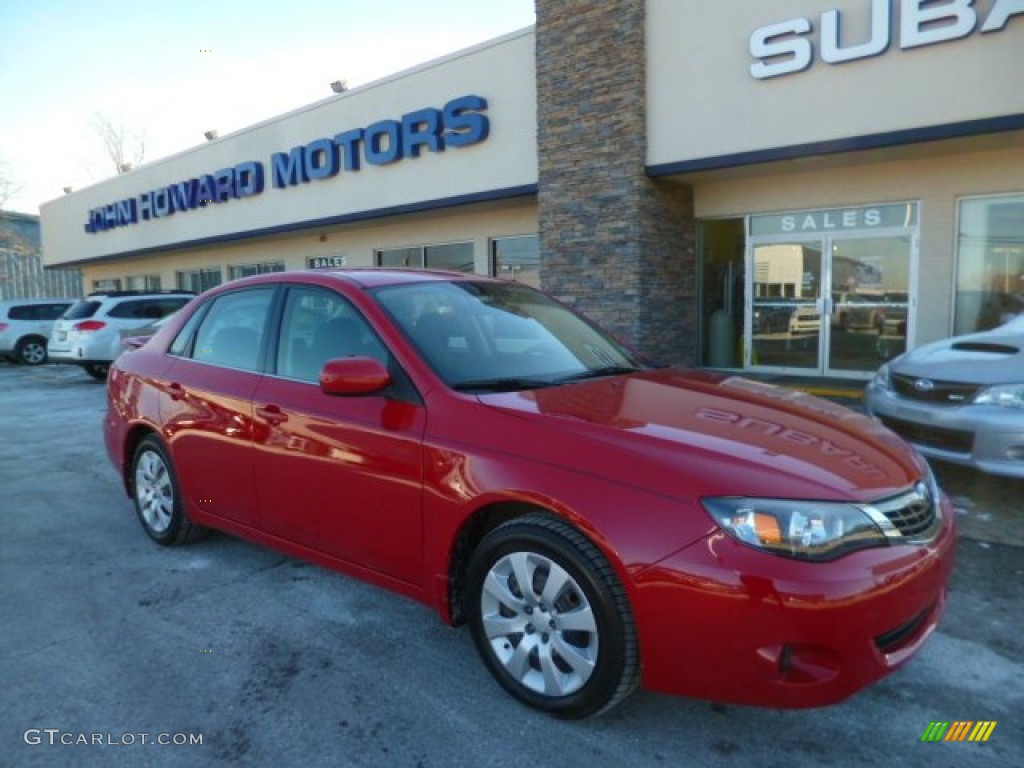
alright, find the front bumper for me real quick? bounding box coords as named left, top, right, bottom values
left=631, top=494, right=955, bottom=708
left=865, top=383, right=1024, bottom=479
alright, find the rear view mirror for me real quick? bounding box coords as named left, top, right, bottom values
left=320, top=357, right=391, bottom=396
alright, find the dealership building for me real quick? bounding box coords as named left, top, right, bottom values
left=41, top=0, right=1024, bottom=380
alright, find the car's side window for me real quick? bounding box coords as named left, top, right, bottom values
left=276, top=286, right=389, bottom=383
left=108, top=300, right=149, bottom=319
left=189, top=288, right=275, bottom=372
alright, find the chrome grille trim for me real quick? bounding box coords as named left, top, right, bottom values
left=860, top=481, right=941, bottom=542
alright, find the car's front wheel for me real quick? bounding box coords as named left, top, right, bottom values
left=466, top=514, right=639, bottom=719
left=16, top=337, right=47, bottom=365
left=131, top=436, right=205, bottom=545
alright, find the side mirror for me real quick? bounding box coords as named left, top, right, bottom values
left=320, top=357, right=391, bottom=396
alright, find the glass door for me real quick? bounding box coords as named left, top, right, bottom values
left=747, top=203, right=918, bottom=378
left=826, top=234, right=913, bottom=375
left=747, top=240, right=824, bottom=371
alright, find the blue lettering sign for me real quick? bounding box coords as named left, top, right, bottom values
left=138, top=192, right=154, bottom=221
left=213, top=168, right=235, bottom=202
left=235, top=161, right=264, bottom=197
left=153, top=187, right=171, bottom=217
left=83, top=94, right=491, bottom=234
left=443, top=94, right=489, bottom=148
left=169, top=180, right=198, bottom=212
left=334, top=129, right=364, bottom=171
left=196, top=175, right=217, bottom=205
left=272, top=147, right=308, bottom=188
left=304, top=138, right=340, bottom=180
left=364, top=120, right=403, bottom=165
left=402, top=108, right=444, bottom=157
left=116, top=199, right=137, bottom=225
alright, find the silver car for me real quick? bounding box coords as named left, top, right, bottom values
left=865, top=314, right=1024, bottom=478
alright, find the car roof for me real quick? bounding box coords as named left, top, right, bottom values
left=331, top=269, right=499, bottom=289
left=218, top=269, right=502, bottom=291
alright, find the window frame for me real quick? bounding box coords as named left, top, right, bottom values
left=173, top=286, right=278, bottom=372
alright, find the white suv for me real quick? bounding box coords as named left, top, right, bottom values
left=48, top=291, right=194, bottom=378
left=0, top=298, right=75, bottom=365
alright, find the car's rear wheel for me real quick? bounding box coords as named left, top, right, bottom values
left=84, top=363, right=109, bottom=380
left=132, top=436, right=205, bottom=545
left=16, top=337, right=47, bottom=365
left=466, top=514, right=639, bottom=719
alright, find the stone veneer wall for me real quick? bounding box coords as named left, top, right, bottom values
left=535, top=0, right=697, bottom=365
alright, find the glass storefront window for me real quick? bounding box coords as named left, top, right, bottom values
left=377, top=247, right=422, bottom=268
left=92, top=278, right=122, bottom=292
left=176, top=268, right=222, bottom=293
left=375, top=243, right=474, bottom=272
left=125, top=274, right=162, bottom=291
left=492, top=235, right=540, bottom=288
left=955, top=194, right=1024, bottom=334
left=425, top=242, right=474, bottom=272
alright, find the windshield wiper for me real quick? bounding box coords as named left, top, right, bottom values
left=452, top=377, right=553, bottom=393
left=553, top=365, right=642, bottom=384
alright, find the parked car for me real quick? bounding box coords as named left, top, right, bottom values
left=866, top=313, right=1024, bottom=478
left=0, top=298, right=74, bottom=365
left=48, top=291, right=194, bottom=379
left=117, top=312, right=177, bottom=354
left=105, top=270, right=953, bottom=718
left=788, top=303, right=820, bottom=335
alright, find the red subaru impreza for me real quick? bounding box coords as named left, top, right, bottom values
left=104, top=270, right=954, bottom=718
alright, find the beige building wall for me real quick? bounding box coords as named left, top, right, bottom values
left=79, top=200, right=538, bottom=290
left=647, top=0, right=1023, bottom=167
left=692, top=138, right=1024, bottom=345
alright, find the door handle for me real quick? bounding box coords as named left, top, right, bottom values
left=256, top=404, right=288, bottom=426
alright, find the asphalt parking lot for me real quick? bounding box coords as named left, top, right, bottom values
left=1, top=361, right=1021, bottom=768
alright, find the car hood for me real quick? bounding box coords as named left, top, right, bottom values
left=890, top=330, right=1024, bottom=384
left=477, top=369, right=923, bottom=503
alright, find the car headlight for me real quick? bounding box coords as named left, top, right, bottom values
left=972, top=383, right=1024, bottom=409
left=701, top=497, right=888, bottom=561
left=871, top=362, right=892, bottom=392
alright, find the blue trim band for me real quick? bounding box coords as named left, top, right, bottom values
left=646, top=114, right=1024, bottom=177
left=63, top=184, right=538, bottom=267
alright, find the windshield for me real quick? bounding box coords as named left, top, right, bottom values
left=372, top=280, right=645, bottom=390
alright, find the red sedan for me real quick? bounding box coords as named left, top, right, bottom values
left=104, top=270, right=954, bottom=718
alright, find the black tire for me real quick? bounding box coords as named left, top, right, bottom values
left=466, top=513, right=639, bottom=719
left=131, top=435, right=206, bottom=546
left=84, top=363, right=110, bottom=380
left=15, top=336, right=48, bottom=365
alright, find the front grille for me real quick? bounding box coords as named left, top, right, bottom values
left=875, top=606, right=930, bottom=653
left=883, top=495, right=935, bottom=538
left=869, top=482, right=940, bottom=539
left=891, top=373, right=981, bottom=405
left=879, top=415, right=974, bottom=454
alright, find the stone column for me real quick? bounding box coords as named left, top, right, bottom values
left=536, top=0, right=696, bottom=365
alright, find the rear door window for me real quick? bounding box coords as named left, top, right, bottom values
left=190, top=289, right=275, bottom=372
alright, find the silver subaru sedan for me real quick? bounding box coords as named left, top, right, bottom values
left=865, top=314, right=1024, bottom=478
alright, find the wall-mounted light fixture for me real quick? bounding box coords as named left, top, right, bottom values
left=330, top=80, right=349, bottom=94
left=204, top=130, right=219, bottom=141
